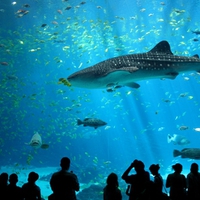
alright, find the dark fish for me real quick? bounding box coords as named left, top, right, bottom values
left=173, top=148, right=200, bottom=159
left=192, top=30, right=200, bottom=35
left=193, top=38, right=199, bottom=42
left=41, top=24, right=47, bottom=27
left=6, top=75, right=18, bottom=80
left=77, top=118, right=107, bottom=129
left=80, top=2, right=86, bottom=4
left=23, top=4, right=30, bottom=7
left=179, top=126, right=189, bottom=130
left=65, top=6, right=72, bottom=10
left=61, top=41, right=200, bottom=91
left=1, top=62, right=9, bottom=66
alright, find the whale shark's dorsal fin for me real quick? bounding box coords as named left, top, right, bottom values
left=149, top=41, right=173, bottom=55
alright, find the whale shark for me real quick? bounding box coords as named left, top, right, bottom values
left=59, top=41, right=200, bottom=91
left=26, top=132, right=49, bottom=149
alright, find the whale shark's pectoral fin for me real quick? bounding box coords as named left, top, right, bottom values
left=163, top=72, right=179, bottom=79
left=125, top=82, right=140, bottom=88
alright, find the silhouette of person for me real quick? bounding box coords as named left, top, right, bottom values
left=122, top=159, right=150, bottom=200
left=7, top=173, right=23, bottom=200
left=166, top=163, right=187, bottom=200
left=103, top=172, right=122, bottom=200
left=149, top=164, right=163, bottom=195
left=187, top=162, right=200, bottom=200
left=49, top=157, right=80, bottom=200
left=22, top=171, right=42, bottom=200
left=0, top=172, right=8, bottom=200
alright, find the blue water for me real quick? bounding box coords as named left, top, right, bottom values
left=1, top=0, right=200, bottom=199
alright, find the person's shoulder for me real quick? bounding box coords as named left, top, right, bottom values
left=116, top=187, right=121, bottom=193
left=22, top=182, right=28, bottom=188
left=145, top=171, right=150, bottom=175
left=52, top=171, right=60, bottom=176
left=103, top=185, right=108, bottom=192
left=51, top=171, right=62, bottom=179
left=166, top=173, right=173, bottom=179
left=66, top=171, right=78, bottom=178
left=186, top=172, right=191, bottom=177
left=181, top=174, right=186, bottom=178
left=17, top=185, right=22, bottom=190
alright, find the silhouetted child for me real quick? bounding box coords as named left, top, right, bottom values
left=22, top=171, right=42, bottom=200
left=103, top=173, right=122, bottom=200
left=7, top=173, right=23, bottom=200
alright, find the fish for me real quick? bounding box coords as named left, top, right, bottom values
left=179, top=126, right=189, bottom=130
left=1, top=62, right=9, bottom=66
left=65, top=6, right=72, bottom=10
left=59, top=41, right=200, bottom=91
left=23, top=4, right=30, bottom=8
left=26, top=132, right=49, bottom=149
left=77, top=118, right=107, bottom=129
left=194, top=128, right=200, bottom=132
left=167, top=134, right=190, bottom=145
left=41, top=24, right=47, bottom=27
left=192, top=30, right=200, bottom=35
left=173, top=148, right=200, bottom=159
left=6, top=75, right=18, bottom=80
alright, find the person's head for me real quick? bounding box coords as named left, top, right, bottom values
left=60, top=157, right=70, bottom=170
left=9, top=173, right=18, bottom=184
left=106, top=173, right=119, bottom=187
left=149, top=164, right=160, bottom=176
left=0, top=172, right=8, bottom=185
left=28, top=172, right=39, bottom=183
left=190, top=163, right=199, bottom=174
left=172, top=163, right=182, bottom=173
left=133, top=160, right=145, bottom=173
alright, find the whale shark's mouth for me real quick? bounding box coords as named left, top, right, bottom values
left=31, top=141, right=40, bottom=146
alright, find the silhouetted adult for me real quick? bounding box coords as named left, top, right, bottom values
left=166, top=163, right=187, bottom=200
left=187, top=162, right=200, bottom=200
left=49, top=157, right=80, bottom=200
left=103, top=172, right=122, bottom=200
left=122, top=159, right=150, bottom=200
left=22, top=171, right=42, bottom=200
left=7, top=173, right=23, bottom=200
left=0, top=172, right=8, bottom=200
